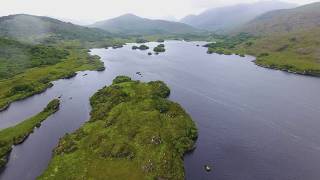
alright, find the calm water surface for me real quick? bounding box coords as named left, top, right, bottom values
left=0, top=41, right=320, bottom=180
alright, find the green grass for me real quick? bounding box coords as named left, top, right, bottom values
left=0, top=99, right=60, bottom=168
left=39, top=76, right=197, bottom=180
left=205, top=30, right=320, bottom=76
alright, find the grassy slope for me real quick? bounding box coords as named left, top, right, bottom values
left=237, top=29, right=320, bottom=75
left=0, top=99, right=60, bottom=168
left=0, top=37, right=69, bottom=79
left=39, top=76, right=197, bottom=180
left=0, top=14, right=111, bottom=43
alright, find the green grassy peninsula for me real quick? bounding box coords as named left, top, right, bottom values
left=0, top=99, right=60, bottom=168
left=39, top=76, right=197, bottom=180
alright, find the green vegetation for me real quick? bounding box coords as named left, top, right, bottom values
left=0, top=14, right=111, bottom=43
left=0, top=99, right=60, bottom=168
left=207, top=2, right=320, bottom=76
left=0, top=46, right=104, bottom=111
left=205, top=31, right=320, bottom=76
left=0, top=14, right=135, bottom=111
left=39, top=76, right=197, bottom=180
left=153, top=44, right=166, bottom=53
left=136, top=38, right=149, bottom=44
left=0, top=37, right=69, bottom=79
left=205, top=33, right=252, bottom=56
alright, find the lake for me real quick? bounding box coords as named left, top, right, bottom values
left=0, top=41, right=320, bottom=180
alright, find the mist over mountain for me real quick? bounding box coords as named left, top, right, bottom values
left=91, top=14, right=202, bottom=35
left=238, top=2, right=320, bottom=35
left=0, top=14, right=111, bottom=43
left=180, top=1, right=296, bottom=33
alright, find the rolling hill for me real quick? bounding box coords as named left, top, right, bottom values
left=0, top=14, right=111, bottom=43
left=91, top=14, right=201, bottom=35
left=180, top=1, right=296, bottom=33
left=208, top=2, right=320, bottom=76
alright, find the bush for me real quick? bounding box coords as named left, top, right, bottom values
left=139, top=45, right=149, bottom=50
left=10, top=84, right=34, bottom=94
left=136, top=39, right=148, bottom=44
left=112, top=76, right=132, bottom=84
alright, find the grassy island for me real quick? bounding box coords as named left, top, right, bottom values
left=39, top=76, right=197, bottom=180
left=132, top=45, right=150, bottom=50
left=0, top=99, right=60, bottom=168
left=153, top=44, right=166, bottom=53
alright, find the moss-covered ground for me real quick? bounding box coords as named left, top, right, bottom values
left=39, top=76, right=197, bottom=180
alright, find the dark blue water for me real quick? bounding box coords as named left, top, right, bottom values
left=0, top=41, right=320, bottom=180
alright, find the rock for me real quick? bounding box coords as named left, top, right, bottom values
left=151, top=136, right=161, bottom=145
left=83, top=74, right=88, bottom=76
left=97, top=66, right=106, bottom=72
left=204, top=165, right=212, bottom=172
left=36, top=122, right=41, bottom=128
left=112, top=45, right=123, bottom=49
left=0, top=103, right=10, bottom=112
left=148, top=52, right=152, bottom=55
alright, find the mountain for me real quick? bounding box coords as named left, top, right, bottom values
left=91, top=14, right=201, bottom=35
left=224, top=2, right=320, bottom=76
left=0, top=14, right=111, bottom=43
left=180, top=1, right=296, bottom=33
left=238, top=2, right=320, bottom=35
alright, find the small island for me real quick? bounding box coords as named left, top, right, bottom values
left=153, top=44, right=166, bottom=53
left=39, top=76, right=197, bottom=180
left=132, top=44, right=149, bottom=50
left=112, top=45, right=124, bottom=49
left=0, top=99, right=60, bottom=168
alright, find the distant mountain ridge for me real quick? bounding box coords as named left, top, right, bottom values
left=238, top=2, right=320, bottom=35
left=0, top=14, right=111, bottom=43
left=91, top=14, right=202, bottom=35
left=180, top=1, right=296, bottom=33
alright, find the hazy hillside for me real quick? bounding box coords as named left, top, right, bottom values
left=0, top=14, right=111, bottom=43
left=0, top=37, right=68, bottom=79
left=91, top=14, right=201, bottom=35
left=239, top=2, right=320, bottom=35
left=181, top=1, right=296, bottom=33
left=206, top=2, right=320, bottom=76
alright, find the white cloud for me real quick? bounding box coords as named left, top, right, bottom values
left=0, top=0, right=319, bottom=24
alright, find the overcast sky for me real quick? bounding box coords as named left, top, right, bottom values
left=1, top=0, right=319, bottom=24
